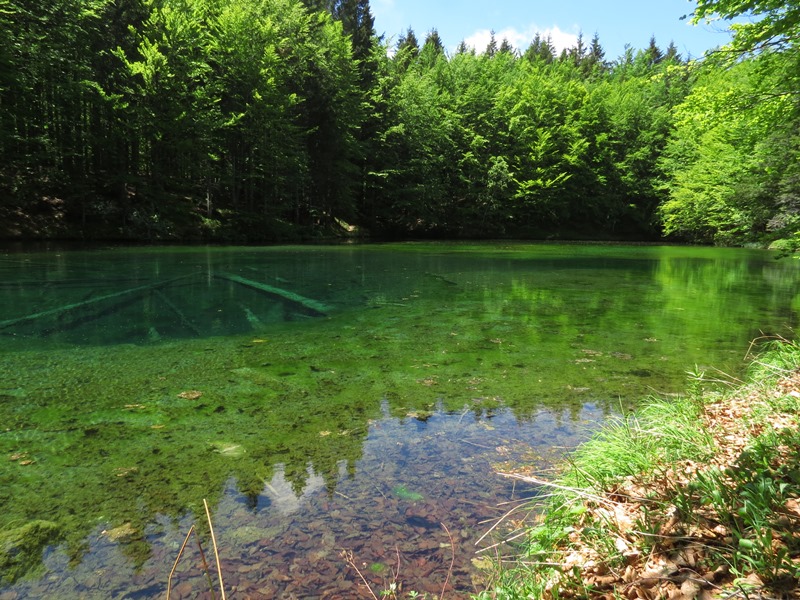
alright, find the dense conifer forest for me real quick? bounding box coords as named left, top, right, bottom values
left=1, top=0, right=798, bottom=245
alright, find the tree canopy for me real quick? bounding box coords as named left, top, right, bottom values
left=1, top=0, right=798, bottom=248
left=692, top=0, right=800, bottom=51
left=661, top=0, right=800, bottom=247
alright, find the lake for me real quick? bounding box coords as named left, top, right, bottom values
left=1, top=242, right=798, bottom=599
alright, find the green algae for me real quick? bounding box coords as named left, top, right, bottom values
left=392, top=485, right=424, bottom=502
left=369, top=562, right=387, bottom=574
left=0, top=243, right=798, bottom=592
left=0, top=521, right=62, bottom=584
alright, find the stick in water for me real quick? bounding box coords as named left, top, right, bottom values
left=167, top=524, right=195, bottom=600
left=195, top=530, right=217, bottom=600
left=203, top=499, right=227, bottom=600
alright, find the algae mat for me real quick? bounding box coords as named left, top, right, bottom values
left=0, top=243, right=798, bottom=597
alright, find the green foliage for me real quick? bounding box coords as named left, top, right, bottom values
left=657, top=0, right=800, bottom=247
left=564, top=394, right=715, bottom=491
left=363, top=35, right=688, bottom=239
left=0, top=0, right=364, bottom=241
left=5, top=0, right=796, bottom=245
left=685, top=422, right=800, bottom=584
left=487, top=340, right=800, bottom=598
left=692, top=0, right=800, bottom=53
left=660, top=53, right=800, bottom=244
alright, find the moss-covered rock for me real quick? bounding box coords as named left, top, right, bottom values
left=0, top=520, right=63, bottom=584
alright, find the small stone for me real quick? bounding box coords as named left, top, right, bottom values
left=173, top=580, right=193, bottom=599
left=680, top=578, right=701, bottom=599
left=103, top=523, right=137, bottom=542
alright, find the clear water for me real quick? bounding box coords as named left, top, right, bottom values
left=0, top=242, right=798, bottom=598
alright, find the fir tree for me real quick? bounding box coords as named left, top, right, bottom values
left=645, top=35, right=664, bottom=66
left=485, top=30, right=498, bottom=57
left=499, top=37, right=515, bottom=55
left=587, top=32, right=607, bottom=72
left=664, top=40, right=681, bottom=63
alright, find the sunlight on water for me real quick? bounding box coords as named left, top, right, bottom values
left=0, top=242, right=798, bottom=597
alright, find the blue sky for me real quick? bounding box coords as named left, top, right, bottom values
left=370, top=0, right=735, bottom=61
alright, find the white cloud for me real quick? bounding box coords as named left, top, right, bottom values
left=460, top=24, right=578, bottom=56
left=372, top=0, right=396, bottom=18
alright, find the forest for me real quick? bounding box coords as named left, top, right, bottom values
left=1, top=0, right=798, bottom=245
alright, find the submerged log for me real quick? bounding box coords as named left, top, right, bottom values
left=39, top=293, right=145, bottom=336
left=424, top=272, right=459, bottom=286
left=214, top=273, right=330, bottom=317
left=153, top=289, right=202, bottom=337
left=0, top=278, right=149, bottom=289
left=0, top=274, right=196, bottom=330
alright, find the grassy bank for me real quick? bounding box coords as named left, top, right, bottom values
left=479, top=338, right=800, bottom=600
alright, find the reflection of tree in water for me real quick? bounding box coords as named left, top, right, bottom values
left=2, top=245, right=799, bottom=594
left=0, top=335, right=378, bottom=584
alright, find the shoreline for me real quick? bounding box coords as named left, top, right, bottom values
left=480, top=338, right=800, bottom=599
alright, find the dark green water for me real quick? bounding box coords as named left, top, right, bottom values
left=0, top=243, right=797, bottom=598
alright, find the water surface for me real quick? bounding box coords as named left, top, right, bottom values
left=0, top=243, right=797, bottom=598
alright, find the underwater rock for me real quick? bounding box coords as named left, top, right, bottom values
left=405, top=515, right=438, bottom=530
left=8, top=452, right=31, bottom=463
left=102, top=522, right=138, bottom=542
left=0, top=520, right=62, bottom=585
left=209, top=442, right=245, bottom=457
left=406, top=410, right=434, bottom=421
left=113, top=466, right=139, bottom=478
left=231, top=524, right=285, bottom=546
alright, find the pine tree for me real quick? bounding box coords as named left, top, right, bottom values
left=485, top=30, right=498, bottom=57
left=587, top=32, right=607, bottom=72
left=569, top=31, right=587, bottom=67
left=499, top=37, right=515, bottom=55
left=395, top=27, right=419, bottom=71
left=524, top=33, right=543, bottom=62
left=539, top=35, right=556, bottom=63
left=645, top=35, right=664, bottom=66
left=331, top=0, right=376, bottom=65
left=664, top=40, right=681, bottom=63
left=423, top=29, right=444, bottom=55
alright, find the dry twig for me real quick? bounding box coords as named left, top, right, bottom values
left=203, top=499, right=227, bottom=600
left=167, top=525, right=195, bottom=600
left=341, top=549, right=380, bottom=600
left=497, top=472, right=615, bottom=506
left=440, top=523, right=456, bottom=599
